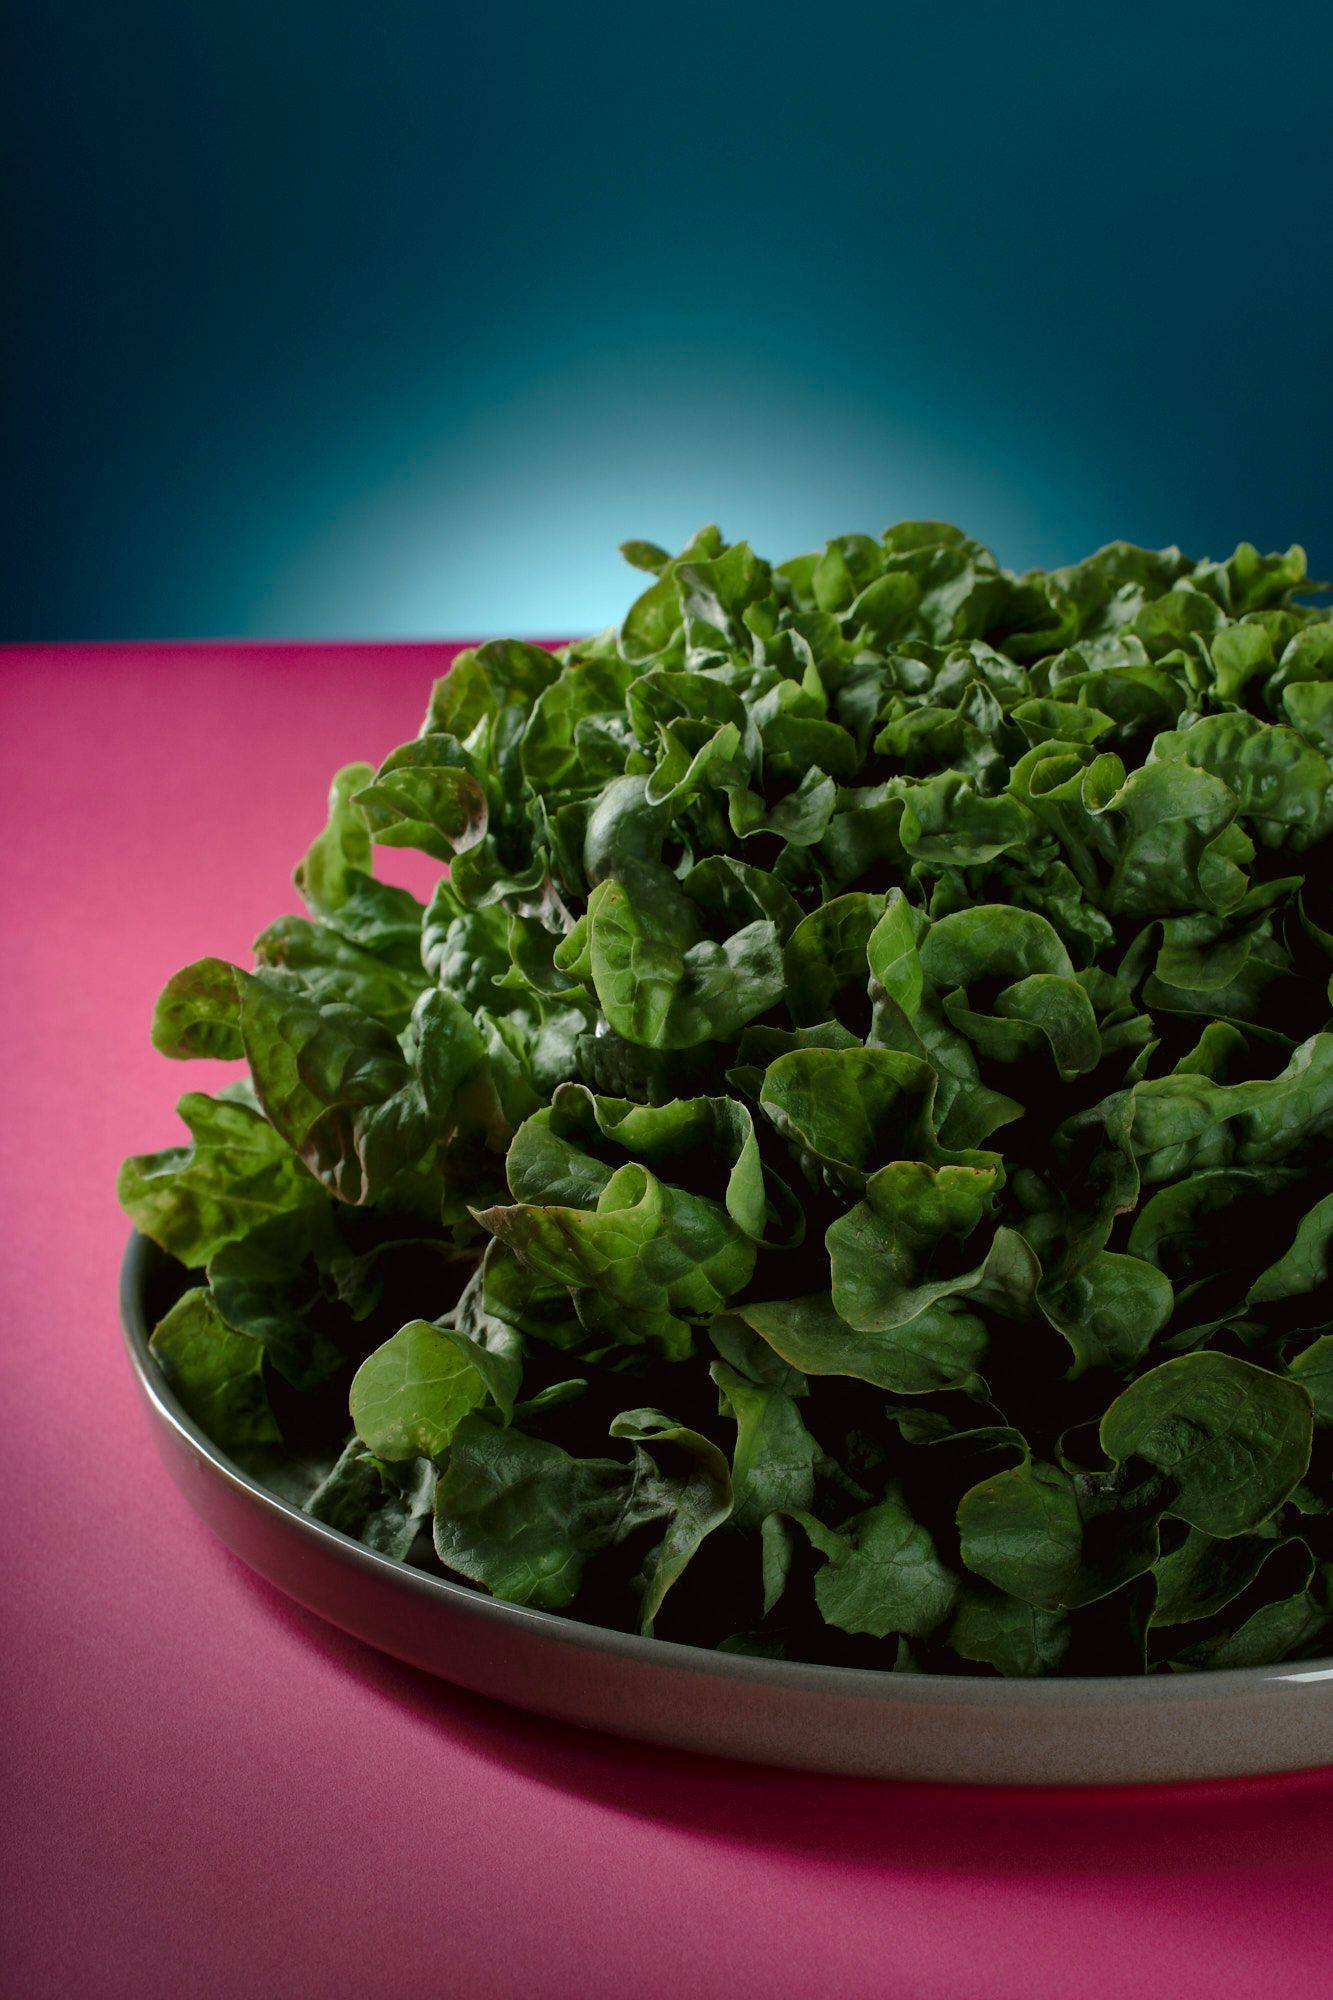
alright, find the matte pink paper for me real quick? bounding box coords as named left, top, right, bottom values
left=2, top=644, right=1329, bottom=2000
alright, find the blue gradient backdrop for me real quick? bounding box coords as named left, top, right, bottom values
left=6, top=2, right=1331, bottom=640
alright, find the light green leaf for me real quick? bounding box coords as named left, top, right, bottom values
left=350, top=1320, right=495, bottom=1461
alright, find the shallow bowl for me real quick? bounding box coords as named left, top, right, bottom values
left=121, top=1232, right=1333, bottom=1785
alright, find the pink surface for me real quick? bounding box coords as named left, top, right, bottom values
left=2, top=642, right=1330, bottom=2000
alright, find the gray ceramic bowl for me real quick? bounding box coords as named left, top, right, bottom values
left=121, top=1232, right=1333, bottom=1786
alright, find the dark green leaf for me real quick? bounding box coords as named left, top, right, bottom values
left=792, top=1491, right=957, bottom=1639
left=1100, top=1352, right=1313, bottom=1535
left=149, top=1286, right=279, bottom=1453
left=118, top=1088, right=324, bottom=1264
left=956, top=1458, right=1167, bottom=1610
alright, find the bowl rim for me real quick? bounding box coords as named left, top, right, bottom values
left=121, top=1229, right=1333, bottom=1709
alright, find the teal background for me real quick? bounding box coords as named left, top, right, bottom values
left=6, top=1, right=1331, bottom=640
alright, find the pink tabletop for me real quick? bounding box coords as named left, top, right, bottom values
left=2, top=643, right=1330, bottom=2000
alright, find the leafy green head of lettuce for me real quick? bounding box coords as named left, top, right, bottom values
left=120, top=522, right=1333, bottom=1673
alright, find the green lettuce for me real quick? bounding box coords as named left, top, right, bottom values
left=121, top=520, right=1333, bottom=1673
